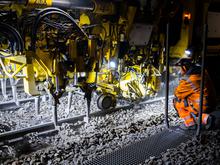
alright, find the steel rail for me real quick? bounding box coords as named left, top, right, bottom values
left=0, top=104, right=132, bottom=142
left=0, top=96, right=171, bottom=143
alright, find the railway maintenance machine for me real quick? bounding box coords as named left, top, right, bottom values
left=1, top=0, right=220, bottom=126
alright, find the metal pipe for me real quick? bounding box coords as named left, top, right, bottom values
left=196, top=24, right=208, bottom=136
left=165, top=23, right=170, bottom=128
left=52, top=0, right=94, bottom=10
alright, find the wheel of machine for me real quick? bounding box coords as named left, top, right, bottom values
left=97, top=94, right=116, bottom=111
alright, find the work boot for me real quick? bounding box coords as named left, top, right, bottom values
left=210, top=111, right=220, bottom=129
left=179, top=124, right=197, bottom=130
left=204, top=115, right=214, bottom=130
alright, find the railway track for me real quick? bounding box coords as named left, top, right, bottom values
left=0, top=96, right=171, bottom=145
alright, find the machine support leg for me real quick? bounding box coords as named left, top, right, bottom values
left=35, top=96, right=40, bottom=115
left=0, top=78, right=7, bottom=99
left=48, top=94, right=52, bottom=104
left=85, top=98, right=91, bottom=123
left=42, top=95, right=47, bottom=102
left=196, top=24, right=208, bottom=137
left=84, top=89, right=92, bottom=123
left=165, top=23, right=170, bottom=128
left=67, top=91, right=73, bottom=114
left=52, top=99, right=58, bottom=127
left=10, top=78, right=19, bottom=106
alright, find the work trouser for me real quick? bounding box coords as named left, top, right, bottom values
left=173, top=98, right=209, bottom=127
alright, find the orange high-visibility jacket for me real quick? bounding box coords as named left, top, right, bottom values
left=173, top=65, right=216, bottom=126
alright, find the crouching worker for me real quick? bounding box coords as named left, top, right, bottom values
left=173, top=56, right=216, bottom=130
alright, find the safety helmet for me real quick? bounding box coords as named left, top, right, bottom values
left=175, top=47, right=194, bottom=66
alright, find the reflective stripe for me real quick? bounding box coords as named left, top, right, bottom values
left=202, top=114, right=209, bottom=125
left=184, top=121, right=195, bottom=127
left=180, top=76, right=189, bottom=80
left=184, top=98, right=189, bottom=107
left=186, top=78, right=199, bottom=92
left=193, top=99, right=200, bottom=103
left=184, top=115, right=191, bottom=120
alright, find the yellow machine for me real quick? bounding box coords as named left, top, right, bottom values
left=0, top=0, right=198, bottom=112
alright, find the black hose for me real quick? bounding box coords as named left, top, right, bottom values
left=0, top=22, right=24, bottom=52
left=0, top=31, right=17, bottom=53
left=35, top=7, right=68, bottom=22
left=31, top=8, right=87, bottom=51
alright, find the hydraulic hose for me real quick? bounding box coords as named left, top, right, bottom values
left=31, top=9, right=88, bottom=51
left=0, top=22, right=24, bottom=52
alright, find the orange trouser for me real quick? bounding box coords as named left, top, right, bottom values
left=173, top=98, right=209, bottom=127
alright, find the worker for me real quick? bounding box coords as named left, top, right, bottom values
left=173, top=50, right=216, bottom=130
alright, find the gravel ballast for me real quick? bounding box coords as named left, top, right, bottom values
left=0, top=91, right=220, bottom=165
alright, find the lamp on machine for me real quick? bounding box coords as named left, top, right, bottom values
left=185, top=49, right=191, bottom=56
left=183, top=12, right=191, bottom=20
left=110, top=61, right=117, bottom=69
left=184, top=46, right=194, bottom=58
left=183, top=11, right=191, bottom=24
